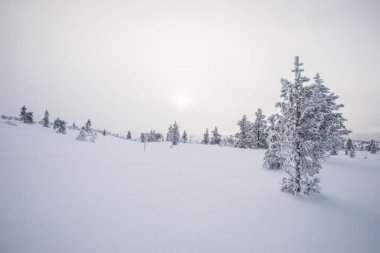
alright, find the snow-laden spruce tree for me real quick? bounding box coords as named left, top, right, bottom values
left=211, top=127, right=222, bottom=145
left=76, top=120, right=97, bottom=142
left=171, top=121, right=180, bottom=145
left=276, top=56, right=320, bottom=194
left=53, top=118, right=61, bottom=130
left=274, top=56, right=349, bottom=195
left=369, top=140, right=378, bottom=154
left=56, top=119, right=66, bottom=134
left=263, top=114, right=284, bottom=169
left=306, top=73, right=350, bottom=156
left=202, top=128, right=210, bottom=144
left=251, top=108, right=268, bottom=149
left=42, top=110, right=50, bottom=127
left=182, top=130, right=188, bottom=143
left=127, top=130, right=132, bottom=140
left=140, top=133, right=146, bottom=143
left=85, top=119, right=91, bottom=131
left=345, top=138, right=355, bottom=157
left=223, top=135, right=236, bottom=147
left=103, top=129, right=106, bottom=136
left=235, top=115, right=253, bottom=148
left=166, top=124, right=173, bottom=142
left=20, top=106, right=27, bottom=121
left=24, top=112, right=34, bottom=124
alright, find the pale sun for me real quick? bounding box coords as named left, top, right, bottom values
left=174, top=95, right=191, bottom=109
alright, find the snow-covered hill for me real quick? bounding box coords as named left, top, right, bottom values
left=1, top=119, right=380, bottom=253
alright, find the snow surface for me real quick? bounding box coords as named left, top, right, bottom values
left=1, top=120, right=380, bottom=253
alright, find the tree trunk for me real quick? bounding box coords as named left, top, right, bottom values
left=295, top=101, right=301, bottom=193
left=295, top=160, right=301, bottom=192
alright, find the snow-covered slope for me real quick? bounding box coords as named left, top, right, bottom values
left=1, top=120, right=380, bottom=253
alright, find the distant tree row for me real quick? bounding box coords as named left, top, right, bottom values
left=19, top=106, right=68, bottom=134
left=344, top=138, right=378, bottom=157
left=15, top=106, right=137, bottom=142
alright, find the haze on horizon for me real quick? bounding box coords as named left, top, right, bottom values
left=0, top=0, right=379, bottom=137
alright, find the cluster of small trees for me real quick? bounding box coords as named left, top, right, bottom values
left=20, top=106, right=68, bottom=134
left=345, top=138, right=378, bottom=157
left=345, top=138, right=355, bottom=157
left=166, top=121, right=180, bottom=145
left=140, top=130, right=164, bottom=142
left=17, top=106, right=96, bottom=140
left=15, top=106, right=137, bottom=142
left=201, top=127, right=222, bottom=145
left=235, top=109, right=268, bottom=149
left=368, top=140, right=379, bottom=154
left=20, top=106, right=34, bottom=124
left=76, top=119, right=97, bottom=142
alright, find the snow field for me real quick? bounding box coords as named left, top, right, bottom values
left=1, top=120, right=380, bottom=253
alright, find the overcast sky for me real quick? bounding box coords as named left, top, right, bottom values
left=0, top=0, right=379, bottom=136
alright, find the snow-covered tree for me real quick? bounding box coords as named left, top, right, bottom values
left=369, top=140, right=377, bottom=154
left=274, top=56, right=349, bottom=195
left=76, top=120, right=97, bottom=142
left=140, top=133, right=146, bottom=143
left=263, top=114, right=284, bottom=169
left=166, top=124, right=173, bottom=142
left=171, top=121, right=180, bottom=145
left=306, top=73, right=350, bottom=155
left=20, top=106, right=33, bottom=124
left=345, top=138, right=355, bottom=157
left=53, top=118, right=61, bottom=130
left=251, top=108, right=268, bottom=149
left=85, top=119, right=91, bottom=131
left=277, top=56, right=320, bottom=194
left=24, top=112, right=34, bottom=124
left=358, top=141, right=365, bottom=151
left=71, top=122, right=78, bottom=130
left=235, top=115, right=253, bottom=148
left=202, top=128, right=210, bottom=144
left=103, top=129, right=106, bottom=136
left=210, top=127, right=222, bottom=145
left=182, top=130, right=188, bottom=143
left=127, top=131, right=132, bottom=140
left=20, top=106, right=27, bottom=121
left=42, top=110, right=49, bottom=127
left=56, top=119, right=66, bottom=134
left=53, top=118, right=66, bottom=134
left=222, top=135, right=236, bottom=147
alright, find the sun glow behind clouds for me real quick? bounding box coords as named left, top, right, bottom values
left=174, top=94, right=191, bottom=109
